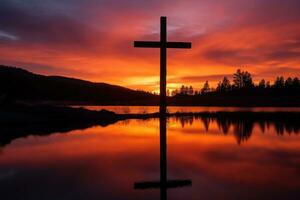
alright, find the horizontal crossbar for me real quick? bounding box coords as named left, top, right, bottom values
left=134, top=41, right=161, bottom=48
left=167, top=42, right=191, bottom=49
left=134, top=41, right=192, bottom=49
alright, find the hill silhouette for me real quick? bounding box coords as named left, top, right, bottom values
left=0, top=65, right=158, bottom=105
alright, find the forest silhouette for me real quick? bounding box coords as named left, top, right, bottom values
left=173, top=69, right=300, bottom=97
left=169, top=69, right=300, bottom=106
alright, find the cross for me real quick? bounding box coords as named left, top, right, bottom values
left=134, top=16, right=192, bottom=114
left=134, top=114, right=192, bottom=200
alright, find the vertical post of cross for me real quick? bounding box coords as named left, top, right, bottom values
left=160, top=16, right=167, bottom=115
left=133, top=16, right=191, bottom=114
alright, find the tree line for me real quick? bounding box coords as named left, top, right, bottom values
left=174, top=113, right=300, bottom=144
left=172, top=69, right=300, bottom=96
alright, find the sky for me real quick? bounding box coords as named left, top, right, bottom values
left=1, top=0, right=300, bottom=92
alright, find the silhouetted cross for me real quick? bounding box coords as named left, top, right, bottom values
left=134, top=16, right=192, bottom=114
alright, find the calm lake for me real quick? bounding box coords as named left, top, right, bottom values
left=0, top=107, right=300, bottom=200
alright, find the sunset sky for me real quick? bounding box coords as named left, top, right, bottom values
left=1, top=0, right=300, bottom=92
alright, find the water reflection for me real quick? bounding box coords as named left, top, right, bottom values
left=1, top=112, right=300, bottom=199
left=174, top=113, right=300, bottom=144
left=1, top=112, right=299, bottom=147
left=134, top=114, right=192, bottom=200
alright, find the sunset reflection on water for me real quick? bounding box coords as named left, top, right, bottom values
left=0, top=117, right=299, bottom=200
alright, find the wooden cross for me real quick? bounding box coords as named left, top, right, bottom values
left=134, top=115, right=192, bottom=200
left=134, top=16, right=192, bottom=114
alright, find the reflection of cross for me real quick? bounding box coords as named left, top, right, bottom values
left=134, top=114, right=192, bottom=200
left=134, top=16, right=191, bottom=114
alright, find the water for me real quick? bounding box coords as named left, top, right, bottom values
left=72, top=105, right=300, bottom=114
left=0, top=111, right=300, bottom=199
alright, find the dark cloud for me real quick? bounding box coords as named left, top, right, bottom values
left=258, top=67, right=300, bottom=78
left=266, top=51, right=300, bottom=61
left=203, top=48, right=261, bottom=66
left=0, top=1, right=104, bottom=51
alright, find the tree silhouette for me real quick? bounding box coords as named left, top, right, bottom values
left=258, top=79, right=266, bottom=89
left=274, top=76, right=285, bottom=88
left=233, top=69, right=253, bottom=89
left=266, top=81, right=271, bottom=88
left=180, top=85, right=186, bottom=94
left=201, top=81, right=210, bottom=94
left=292, top=77, right=300, bottom=88
left=179, top=85, right=194, bottom=95
left=188, top=86, right=194, bottom=95
left=285, top=77, right=293, bottom=88
left=217, top=77, right=231, bottom=92
left=171, top=89, right=178, bottom=96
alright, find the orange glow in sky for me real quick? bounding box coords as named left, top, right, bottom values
left=1, top=0, right=300, bottom=92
